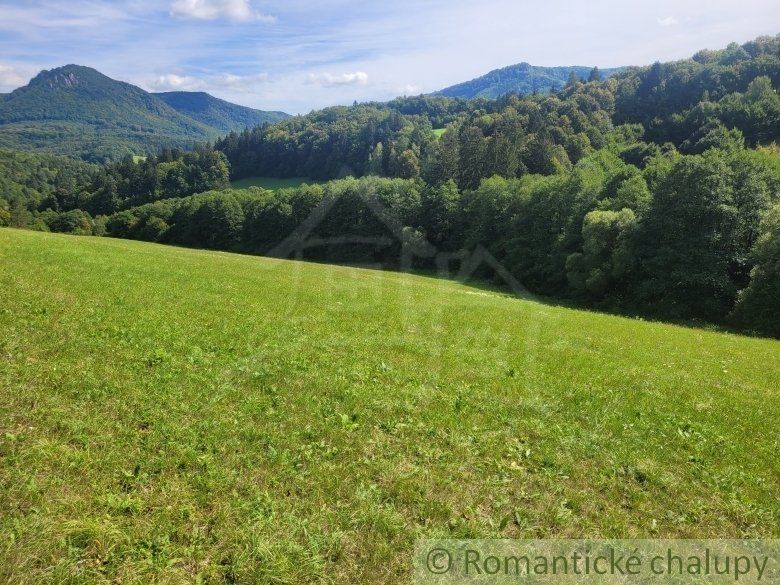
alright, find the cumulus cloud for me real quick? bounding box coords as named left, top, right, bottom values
left=0, top=63, right=30, bottom=91
left=149, top=73, right=207, bottom=91
left=170, top=0, right=275, bottom=23
left=306, top=71, right=369, bottom=88
left=146, top=71, right=272, bottom=94
left=219, top=72, right=270, bottom=89
left=657, top=16, right=679, bottom=27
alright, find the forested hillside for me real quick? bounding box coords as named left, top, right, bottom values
left=215, top=83, right=615, bottom=186
left=1, top=35, right=779, bottom=336
left=0, top=148, right=98, bottom=230
left=216, top=35, right=779, bottom=186
left=154, top=92, right=288, bottom=133
left=0, top=65, right=288, bottom=163
left=437, top=63, right=624, bottom=99
left=613, top=38, right=780, bottom=145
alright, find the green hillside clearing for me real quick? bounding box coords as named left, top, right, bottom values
left=0, top=229, right=778, bottom=583
left=230, top=176, right=317, bottom=190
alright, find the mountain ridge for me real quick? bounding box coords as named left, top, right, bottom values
left=437, top=62, right=625, bottom=99
left=153, top=91, right=288, bottom=133
left=0, top=65, right=289, bottom=162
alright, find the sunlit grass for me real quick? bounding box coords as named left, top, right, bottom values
left=1, top=229, right=778, bottom=583
left=230, top=176, right=317, bottom=190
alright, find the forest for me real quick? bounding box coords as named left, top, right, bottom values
left=1, top=35, right=779, bottom=337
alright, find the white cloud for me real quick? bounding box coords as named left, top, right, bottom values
left=397, top=84, right=421, bottom=96
left=144, top=71, right=272, bottom=95
left=0, top=3, right=130, bottom=31
left=219, top=72, right=270, bottom=88
left=0, top=63, right=30, bottom=91
left=170, top=0, right=275, bottom=23
left=306, top=71, right=369, bottom=88
left=657, top=16, right=679, bottom=27
left=149, top=73, right=207, bottom=91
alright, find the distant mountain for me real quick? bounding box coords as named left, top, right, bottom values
left=0, top=65, right=289, bottom=163
left=438, top=63, right=625, bottom=100
left=154, top=91, right=288, bottom=134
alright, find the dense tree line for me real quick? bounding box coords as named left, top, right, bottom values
left=613, top=36, right=780, bottom=146
left=0, top=148, right=97, bottom=231
left=83, top=148, right=230, bottom=215
left=214, top=79, right=614, bottom=189
left=0, top=147, right=229, bottom=229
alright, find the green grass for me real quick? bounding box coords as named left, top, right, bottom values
left=131, top=155, right=147, bottom=164
left=1, top=229, right=779, bottom=583
left=432, top=128, right=446, bottom=139
left=230, top=176, right=317, bottom=190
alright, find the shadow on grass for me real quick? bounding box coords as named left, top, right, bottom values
left=21, top=227, right=776, bottom=341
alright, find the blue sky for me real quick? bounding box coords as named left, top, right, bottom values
left=0, top=0, right=778, bottom=114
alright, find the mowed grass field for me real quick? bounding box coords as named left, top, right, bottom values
left=230, top=176, right=317, bottom=190
left=1, top=229, right=779, bottom=583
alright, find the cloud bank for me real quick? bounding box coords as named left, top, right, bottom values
left=0, top=63, right=29, bottom=91
left=170, top=0, right=275, bottom=23
left=148, top=71, right=271, bottom=93
left=307, top=71, right=369, bottom=88
left=150, top=73, right=207, bottom=91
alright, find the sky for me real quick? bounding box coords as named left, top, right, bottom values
left=0, top=0, right=778, bottom=114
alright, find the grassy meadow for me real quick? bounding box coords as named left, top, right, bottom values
left=230, top=176, right=317, bottom=191
left=0, top=228, right=778, bottom=583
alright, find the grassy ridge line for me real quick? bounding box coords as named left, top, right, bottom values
left=0, top=229, right=778, bottom=583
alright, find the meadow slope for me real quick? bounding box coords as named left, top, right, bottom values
left=0, top=229, right=778, bottom=583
